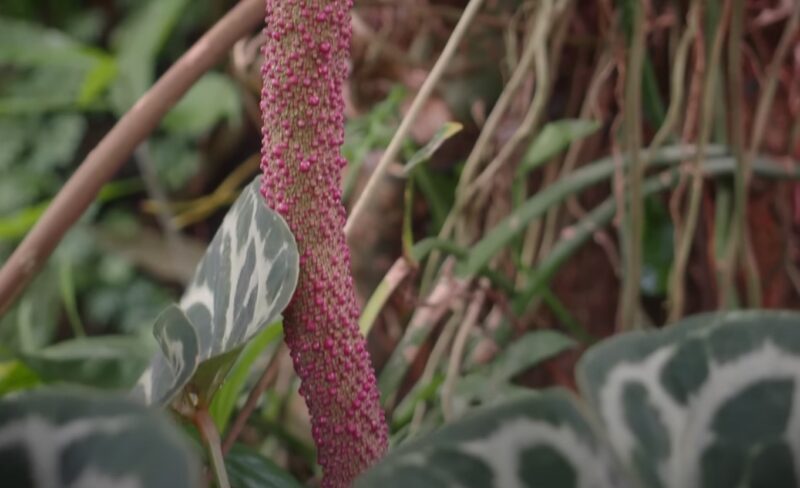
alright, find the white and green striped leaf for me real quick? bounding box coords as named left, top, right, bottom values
left=133, top=178, right=299, bottom=406
left=0, top=389, right=200, bottom=488
left=360, top=310, right=800, bottom=488
left=578, top=309, right=800, bottom=488
left=357, top=390, right=626, bottom=488
left=133, top=305, right=200, bottom=406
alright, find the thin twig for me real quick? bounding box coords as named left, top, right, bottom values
left=0, top=0, right=264, bottom=315
left=720, top=1, right=799, bottom=306
left=409, top=305, right=462, bottom=436
left=344, top=0, right=486, bottom=237
left=718, top=0, right=747, bottom=309
left=466, top=0, right=559, bottom=201
left=668, top=0, right=732, bottom=323
left=421, top=1, right=563, bottom=289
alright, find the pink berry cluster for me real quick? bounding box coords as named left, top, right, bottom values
left=259, top=0, right=388, bottom=485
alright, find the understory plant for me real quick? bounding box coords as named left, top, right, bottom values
left=2, top=1, right=800, bottom=488
left=358, top=310, right=800, bottom=488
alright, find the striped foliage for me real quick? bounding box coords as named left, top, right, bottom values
left=356, top=390, right=625, bottom=488
left=133, top=178, right=299, bottom=407
left=579, top=310, right=800, bottom=488
left=0, top=389, right=200, bottom=488
left=358, top=310, right=800, bottom=488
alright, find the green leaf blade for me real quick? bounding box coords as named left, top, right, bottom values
left=518, top=119, right=600, bottom=175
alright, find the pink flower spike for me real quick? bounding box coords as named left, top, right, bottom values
left=258, top=1, right=388, bottom=486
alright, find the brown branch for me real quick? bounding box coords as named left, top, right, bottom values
left=0, top=0, right=264, bottom=315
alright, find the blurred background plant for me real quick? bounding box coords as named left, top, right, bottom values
left=0, top=0, right=799, bottom=484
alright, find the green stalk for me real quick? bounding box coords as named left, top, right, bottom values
left=618, top=0, right=646, bottom=331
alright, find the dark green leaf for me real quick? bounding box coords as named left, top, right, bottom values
left=0, top=388, right=201, bottom=488
left=20, top=336, right=153, bottom=389
left=357, top=390, right=622, bottom=488
left=226, top=444, right=303, bottom=488
left=578, top=310, right=800, bottom=488
left=109, top=0, right=190, bottom=113
left=0, top=18, right=116, bottom=112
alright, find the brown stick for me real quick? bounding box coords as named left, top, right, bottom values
left=0, top=0, right=263, bottom=315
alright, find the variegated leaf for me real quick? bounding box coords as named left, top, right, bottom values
left=0, top=389, right=200, bottom=488
left=133, top=178, right=299, bottom=406
left=356, top=390, right=626, bottom=488
left=131, top=305, right=199, bottom=405
left=577, top=310, right=800, bottom=488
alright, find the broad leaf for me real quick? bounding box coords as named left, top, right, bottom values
left=109, top=0, right=190, bottom=113
left=0, top=389, right=200, bottom=488
left=162, top=72, right=242, bottom=137
left=357, top=390, right=624, bottom=488
left=0, top=18, right=116, bottom=112
left=133, top=178, right=299, bottom=406
left=20, top=335, right=153, bottom=389
left=578, top=310, right=800, bottom=488
left=362, top=310, right=800, bottom=488
left=226, top=444, right=303, bottom=488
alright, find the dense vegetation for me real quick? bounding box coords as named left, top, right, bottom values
left=1, top=0, right=799, bottom=486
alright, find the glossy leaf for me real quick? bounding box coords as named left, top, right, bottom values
left=133, top=178, right=299, bottom=406
left=0, top=389, right=200, bottom=488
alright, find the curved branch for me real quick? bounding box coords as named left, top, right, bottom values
left=0, top=0, right=263, bottom=315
